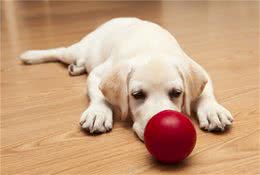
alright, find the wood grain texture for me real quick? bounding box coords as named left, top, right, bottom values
left=1, top=1, right=259, bottom=175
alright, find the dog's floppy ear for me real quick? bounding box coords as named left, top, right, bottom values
left=99, top=63, right=132, bottom=120
left=178, top=59, right=208, bottom=116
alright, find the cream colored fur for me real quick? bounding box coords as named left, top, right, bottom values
left=19, top=18, right=233, bottom=140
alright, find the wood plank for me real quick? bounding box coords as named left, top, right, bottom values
left=1, top=1, right=259, bottom=174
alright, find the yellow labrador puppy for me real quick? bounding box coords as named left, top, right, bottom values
left=20, top=17, right=233, bottom=140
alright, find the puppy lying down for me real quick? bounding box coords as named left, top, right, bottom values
left=20, top=17, right=233, bottom=140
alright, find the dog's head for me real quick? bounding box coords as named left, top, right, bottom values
left=99, top=55, right=207, bottom=139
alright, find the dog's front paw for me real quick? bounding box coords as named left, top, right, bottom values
left=197, top=101, right=233, bottom=131
left=80, top=103, right=113, bottom=133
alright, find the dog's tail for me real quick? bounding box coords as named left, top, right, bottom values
left=19, top=46, right=77, bottom=65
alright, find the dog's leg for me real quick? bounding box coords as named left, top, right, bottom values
left=194, top=79, right=234, bottom=131
left=80, top=61, right=113, bottom=133
left=19, top=45, right=78, bottom=65
left=19, top=44, right=87, bottom=76
left=68, top=59, right=86, bottom=76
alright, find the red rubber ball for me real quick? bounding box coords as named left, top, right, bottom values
left=144, top=110, right=196, bottom=163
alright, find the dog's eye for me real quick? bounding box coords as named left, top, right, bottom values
left=131, top=90, right=146, bottom=100
left=169, top=89, right=182, bottom=98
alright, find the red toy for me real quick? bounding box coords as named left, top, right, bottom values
left=144, top=110, right=196, bottom=163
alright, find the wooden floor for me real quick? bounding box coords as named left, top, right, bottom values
left=1, top=1, right=259, bottom=175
